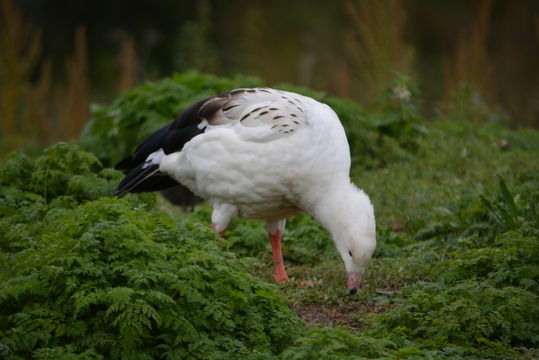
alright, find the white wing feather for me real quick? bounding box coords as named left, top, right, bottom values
left=210, top=88, right=311, bottom=142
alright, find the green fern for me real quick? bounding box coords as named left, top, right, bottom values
left=0, top=144, right=304, bottom=359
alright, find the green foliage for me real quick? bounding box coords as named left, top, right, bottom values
left=280, top=327, right=395, bottom=360
left=360, top=119, right=539, bottom=230
left=0, top=144, right=304, bottom=359
left=416, top=176, right=539, bottom=290
left=350, top=75, right=426, bottom=170
left=368, top=75, right=424, bottom=139
left=280, top=325, right=501, bottom=360
left=378, top=282, right=538, bottom=348
left=0, top=143, right=108, bottom=201
left=372, top=227, right=413, bottom=258
left=369, top=176, right=539, bottom=357
left=441, top=83, right=509, bottom=125
left=0, top=143, right=130, bottom=230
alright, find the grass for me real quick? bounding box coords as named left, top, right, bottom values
left=358, top=120, right=539, bottom=231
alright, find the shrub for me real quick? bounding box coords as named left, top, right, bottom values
left=377, top=282, right=539, bottom=349
left=280, top=326, right=493, bottom=360
left=280, top=327, right=395, bottom=360
left=0, top=144, right=304, bottom=359
left=0, top=142, right=129, bottom=231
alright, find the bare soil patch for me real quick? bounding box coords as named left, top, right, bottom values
left=289, top=302, right=388, bottom=330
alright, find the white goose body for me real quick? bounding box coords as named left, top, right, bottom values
left=161, top=89, right=347, bottom=219
left=115, top=88, right=376, bottom=293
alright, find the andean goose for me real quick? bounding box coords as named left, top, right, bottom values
left=114, top=88, right=376, bottom=294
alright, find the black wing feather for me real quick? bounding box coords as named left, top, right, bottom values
left=114, top=94, right=220, bottom=171
left=122, top=174, right=180, bottom=194
left=115, top=122, right=172, bottom=170
left=113, top=92, right=227, bottom=197
left=114, top=163, right=160, bottom=197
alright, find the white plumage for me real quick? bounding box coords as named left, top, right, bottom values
left=115, top=88, right=376, bottom=293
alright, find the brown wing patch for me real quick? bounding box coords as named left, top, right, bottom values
left=230, top=88, right=247, bottom=95
left=198, top=96, right=230, bottom=125
left=223, top=104, right=239, bottom=111
left=206, top=88, right=309, bottom=137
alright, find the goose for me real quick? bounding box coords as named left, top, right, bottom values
left=114, top=87, right=376, bottom=294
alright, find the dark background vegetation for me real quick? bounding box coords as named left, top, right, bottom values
left=1, top=0, right=538, bottom=154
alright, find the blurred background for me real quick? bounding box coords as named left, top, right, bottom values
left=1, top=0, right=538, bottom=154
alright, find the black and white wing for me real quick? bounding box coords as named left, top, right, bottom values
left=113, top=88, right=311, bottom=196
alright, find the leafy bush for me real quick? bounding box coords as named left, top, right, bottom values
left=280, top=325, right=495, bottom=360
left=0, top=144, right=304, bottom=359
left=378, top=281, right=538, bottom=348
left=0, top=143, right=111, bottom=202
left=280, top=327, right=395, bottom=360
left=0, top=143, right=130, bottom=230
left=365, top=75, right=424, bottom=141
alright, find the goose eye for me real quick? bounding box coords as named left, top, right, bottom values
left=348, top=250, right=353, bottom=257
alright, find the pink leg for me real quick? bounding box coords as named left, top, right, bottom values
left=269, top=229, right=288, bottom=283
left=211, top=224, right=225, bottom=238
left=211, top=205, right=236, bottom=239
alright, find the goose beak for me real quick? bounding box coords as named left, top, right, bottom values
left=347, top=272, right=359, bottom=294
